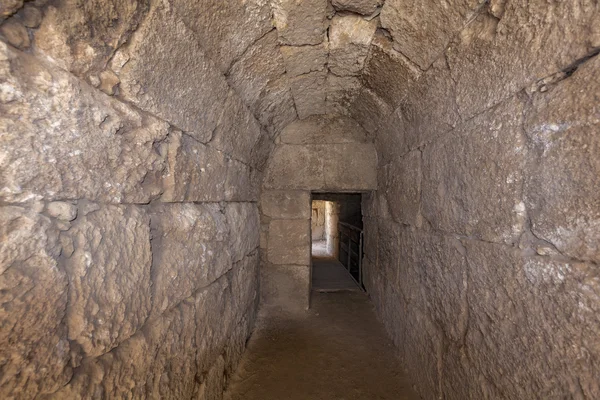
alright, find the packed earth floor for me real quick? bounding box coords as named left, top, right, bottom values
left=225, top=291, right=419, bottom=400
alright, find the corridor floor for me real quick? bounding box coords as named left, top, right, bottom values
left=224, top=291, right=419, bottom=400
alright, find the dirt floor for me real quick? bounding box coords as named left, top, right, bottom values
left=224, top=291, right=419, bottom=400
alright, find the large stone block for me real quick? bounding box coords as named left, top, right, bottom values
left=380, top=0, right=480, bottom=70
left=362, top=33, right=422, bottom=109
left=63, top=205, right=152, bottom=357
left=524, top=55, right=600, bottom=263
left=170, top=0, right=272, bottom=73
left=348, top=87, right=394, bottom=135
left=225, top=203, right=260, bottom=263
left=446, top=0, right=600, bottom=119
left=268, top=219, right=310, bottom=265
left=328, top=14, right=378, bottom=76
left=255, top=76, right=298, bottom=137
left=325, top=74, right=362, bottom=115
left=421, top=96, right=526, bottom=244
left=261, top=190, right=311, bottom=220
left=34, top=0, right=149, bottom=78
left=149, top=204, right=231, bottom=316
left=385, top=149, right=421, bottom=226
left=331, top=0, right=383, bottom=15
left=271, top=0, right=328, bottom=45
left=260, top=264, right=310, bottom=312
left=289, top=71, right=327, bottom=119
left=375, top=108, right=409, bottom=165
left=279, top=114, right=369, bottom=145
left=0, top=43, right=168, bottom=204
left=464, top=240, right=600, bottom=399
left=280, top=43, right=328, bottom=76
left=113, top=5, right=229, bottom=143
left=0, top=206, right=71, bottom=398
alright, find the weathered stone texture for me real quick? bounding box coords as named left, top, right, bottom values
left=113, top=5, right=229, bottom=143
left=326, top=74, right=362, bottom=115
left=254, top=76, right=298, bottom=137
left=261, top=264, right=310, bottom=312
left=446, top=0, right=600, bottom=119
left=331, top=0, right=383, bottom=15
left=329, top=14, right=378, bottom=76
left=170, top=0, right=273, bottom=73
left=280, top=43, right=328, bottom=76
left=524, top=55, right=600, bottom=263
left=268, top=220, right=310, bottom=265
left=225, top=203, right=260, bottom=263
left=289, top=71, right=327, bottom=119
left=149, top=204, right=230, bottom=316
left=0, top=206, right=71, bottom=398
left=261, top=190, right=311, bottom=220
left=271, top=0, right=328, bottom=45
left=280, top=115, right=369, bottom=145
left=385, top=150, right=421, bottom=226
left=63, top=205, right=152, bottom=357
left=421, top=97, right=526, bottom=244
left=348, top=87, right=394, bottom=135
left=0, top=43, right=168, bottom=204
left=380, top=0, right=480, bottom=70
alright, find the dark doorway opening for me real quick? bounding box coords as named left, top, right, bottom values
left=311, top=193, right=365, bottom=292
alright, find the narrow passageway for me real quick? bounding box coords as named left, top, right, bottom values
left=224, top=291, right=419, bottom=400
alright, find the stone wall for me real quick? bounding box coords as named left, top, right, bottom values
left=0, top=1, right=270, bottom=398
left=355, top=1, right=600, bottom=399
left=311, top=200, right=327, bottom=241
left=260, top=115, right=376, bottom=314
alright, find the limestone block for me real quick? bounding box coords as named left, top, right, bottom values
left=331, top=0, right=383, bottom=15
left=170, top=0, right=272, bottom=73
left=255, top=76, right=298, bottom=137
left=209, top=90, right=263, bottom=164
left=328, top=14, right=378, bottom=76
left=1, top=0, right=23, bottom=20
left=400, top=57, right=460, bottom=150
left=464, top=240, right=600, bottom=399
left=421, top=96, right=526, bottom=244
left=225, top=203, right=260, bottom=263
left=446, top=1, right=600, bottom=119
left=0, top=206, right=71, bottom=398
left=272, top=0, right=328, bottom=45
left=264, top=145, right=324, bottom=189
left=261, top=190, right=311, bottom=220
left=380, top=0, right=480, bottom=70
left=18, top=4, right=42, bottom=28
left=362, top=33, right=422, bottom=108
left=375, top=108, right=408, bottom=164
left=149, top=204, right=231, bottom=316
left=280, top=115, right=369, bottom=145
left=162, top=132, right=256, bottom=202
left=260, top=264, right=310, bottom=312
left=280, top=43, right=328, bottom=76
left=230, top=253, right=260, bottom=323
left=289, top=71, right=327, bottom=119
left=63, top=205, right=152, bottom=357
left=0, top=43, right=168, bottom=204
left=326, top=74, right=362, bottom=115
left=228, top=30, right=286, bottom=112
left=195, top=355, right=225, bottom=400
left=45, top=201, right=77, bottom=222
left=223, top=313, right=256, bottom=385
left=268, top=220, right=310, bottom=265
left=0, top=19, right=29, bottom=48
left=524, top=55, right=600, bottom=263
left=250, top=131, right=276, bottom=171
left=348, top=87, right=394, bottom=135
left=34, top=0, right=149, bottom=77
left=114, top=6, right=229, bottom=143
left=385, top=149, right=421, bottom=226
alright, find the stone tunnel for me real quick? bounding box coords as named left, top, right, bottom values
left=0, top=0, right=599, bottom=399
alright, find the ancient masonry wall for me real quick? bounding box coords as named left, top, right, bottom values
left=357, top=1, right=600, bottom=399
left=0, top=1, right=280, bottom=398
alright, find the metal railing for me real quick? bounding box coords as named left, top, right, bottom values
left=338, top=222, right=364, bottom=290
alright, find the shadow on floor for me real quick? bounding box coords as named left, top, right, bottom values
left=312, top=257, right=360, bottom=292
left=224, top=292, right=419, bottom=400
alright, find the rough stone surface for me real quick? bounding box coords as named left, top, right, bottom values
left=348, top=87, right=394, bottom=135
left=149, top=204, right=230, bottom=316
left=0, top=206, right=71, bottom=398
left=289, top=71, right=327, bottom=119
left=524, top=55, right=600, bottom=263
left=254, top=76, right=298, bottom=137
left=422, top=96, right=526, bottom=244
left=380, top=0, right=480, bottom=70
left=268, top=220, right=310, bottom=265
left=63, top=205, right=152, bottom=357
left=385, top=150, right=421, bottom=226
left=280, top=43, right=328, bottom=76
left=279, top=114, right=369, bottom=145
left=0, top=19, right=29, bottom=48
left=328, top=14, right=378, bottom=76
left=271, top=0, right=328, bottom=45
left=331, top=0, right=383, bottom=15
left=326, top=74, right=362, bottom=114
left=0, top=43, right=168, bottom=204
left=261, top=190, right=311, bottom=220
left=225, top=203, right=260, bottom=263
left=0, top=0, right=23, bottom=20
left=260, top=264, right=310, bottom=312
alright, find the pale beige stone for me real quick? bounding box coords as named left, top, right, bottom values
left=260, top=264, right=310, bottom=312
left=280, top=114, right=369, bottom=145
left=271, top=0, right=328, bottom=45
left=63, top=205, right=152, bottom=357
left=268, top=219, right=310, bottom=265
left=261, top=190, right=311, bottom=220
left=332, top=0, right=383, bottom=15
left=385, top=150, right=421, bottom=226
left=225, top=203, right=260, bottom=263
left=45, top=201, right=77, bottom=221
left=280, top=43, right=328, bottom=76
left=328, top=14, right=378, bottom=76
left=348, top=87, right=394, bottom=135
left=0, top=43, right=168, bottom=204
left=325, top=74, right=362, bottom=115
left=0, top=0, right=23, bottom=20
left=0, top=19, right=29, bottom=48
left=289, top=71, right=327, bottom=119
